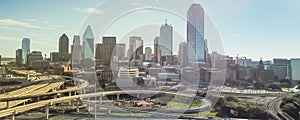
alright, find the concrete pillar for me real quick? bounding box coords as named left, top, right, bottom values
left=88, top=106, right=91, bottom=112
left=76, top=98, right=80, bottom=112
left=69, top=92, right=71, bottom=96
left=117, top=94, right=120, bottom=101
left=23, top=101, right=26, bottom=105
left=108, top=107, right=111, bottom=114
left=72, top=100, right=74, bottom=108
left=37, top=97, right=40, bottom=101
left=6, top=101, right=9, bottom=108
left=45, top=104, right=49, bottom=120
left=99, top=96, right=102, bottom=104
left=11, top=110, right=15, bottom=120
left=68, top=100, right=72, bottom=106
left=74, top=91, right=77, bottom=95
left=137, top=92, right=140, bottom=98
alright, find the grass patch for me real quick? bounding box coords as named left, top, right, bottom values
left=190, top=99, right=204, bottom=108
left=71, top=111, right=90, bottom=115
left=152, top=93, right=175, bottom=103
left=167, top=101, right=189, bottom=110
left=184, top=112, right=219, bottom=118
left=97, top=112, right=152, bottom=117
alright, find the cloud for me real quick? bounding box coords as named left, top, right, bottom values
left=0, top=19, right=41, bottom=28
left=0, top=26, right=25, bottom=31
left=74, top=8, right=105, bottom=14
left=0, top=35, right=20, bottom=42
left=26, top=19, right=37, bottom=22
left=130, top=2, right=144, bottom=7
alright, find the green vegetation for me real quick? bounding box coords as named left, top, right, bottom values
left=152, top=93, right=175, bottom=103
left=190, top=99, right=204, bottom=108
left=115, top=93, right=204, bottom=111
left=167, top=101, right=189, bottom=110
left=213, top=95, right=269, bottom=119
left=104, top=112, right=152, bottom=117
left=71, top=111, right=90, bottom=115
left=196, top=90, right=206, bottom=97
left=281, top=94, right=300, bottom=119
left=184, top=112, right=220, bottom=118
left=267, top=84, right=281, bottom=91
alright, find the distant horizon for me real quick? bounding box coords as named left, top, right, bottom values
left=1, top=0, right=300, bottom=61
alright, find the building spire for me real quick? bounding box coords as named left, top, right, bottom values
left=165, top=18, right=167, bottom=25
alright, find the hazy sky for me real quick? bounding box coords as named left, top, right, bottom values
left=0, top=0, right=299, bottom=61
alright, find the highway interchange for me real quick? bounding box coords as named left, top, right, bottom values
left=0, top=74, right=295, bottom=120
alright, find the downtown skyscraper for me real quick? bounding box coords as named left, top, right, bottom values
left=153, top=36, right=161, bottom=64
left=160, top=19, right=173, bottom=57
left=22, top=38, right=30, bottom=64
left=71, top=35, right=83, bottom=64
left=83, top=25, right=95, bottom=60
left=59, top=34, right=69, bottom=61
left=128, top=36, right=143, bottom=61
left=187, top=4, right=206, bottom=63
left=115, top=43, right=126, bottom=61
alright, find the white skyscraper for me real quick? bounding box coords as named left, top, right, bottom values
left=160, top=19, right=173, bottom=57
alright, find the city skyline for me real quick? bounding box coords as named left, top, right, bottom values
left=1, top=1, right=300, bottom=120
left=0, top=0, right=300, bottom=60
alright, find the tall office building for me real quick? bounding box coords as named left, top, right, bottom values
left=145, top=47, right=152, bottom=61
left=154, top=36, right=161, bottom=64
left=115, top=43, right=126, bottom=61
left=187, top=4, right=206, bottom=62
left=179, top=42, right=188, bottom=67
left=160, top=19, right=173, bottom=57
left=103, top=36, right=116, bottom=64
left=27, top=51, right=43, bottom=67
left=50, top=52, right=60, bottom=62
left=239, top=58, right=253, bottom=67
left=129, top=36, right=143, bottom=61
left=16, top=49, right=22, bottom=67
left=290, top=59, right=300, bottom=81
left=59, top=34, right=69, bottom=61
left=83, top=25, right=95, bottom=59
left=272, top=58, right=291, bottom=80
left=71, top=35, right=83, bottom=63
left=95, top=43, right=104, bottom=61
left=22, top=38, right=30, bottom=64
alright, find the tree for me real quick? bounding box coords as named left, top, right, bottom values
left=224, top=95, right=240, bottom=102
left=254, top=83, right=265, bottom=89
left=267, top=84, right=281, bottom=91
left=282, top=103, right=298, bottom=119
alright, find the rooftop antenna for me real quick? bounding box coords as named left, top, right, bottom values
left=165, top=18, right=167, bottom=25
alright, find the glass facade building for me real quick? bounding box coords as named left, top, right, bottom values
left=22, top=38, right=30, bottom=64
left=187, top=4, right=205, bottom=62
left=83, top=25, right=95, bottom=59
left=160, top=21, right=173, bottom=57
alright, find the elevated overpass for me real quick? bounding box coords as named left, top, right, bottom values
left=0, top=89, right=199, bottom=119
